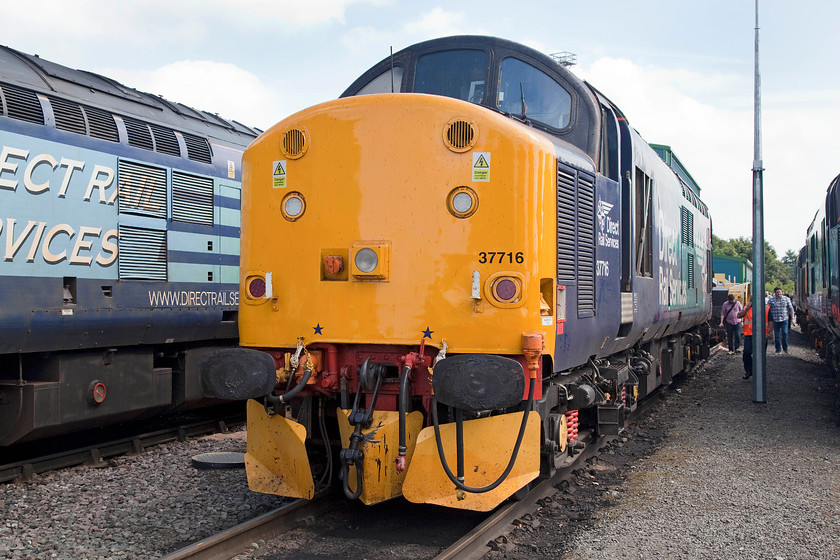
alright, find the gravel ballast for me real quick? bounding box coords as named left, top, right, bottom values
left=487, top=327, right=840, bottom=559
left=3, top=327, right=839, bottom=559
left=0, top=430, right=284, bottom=559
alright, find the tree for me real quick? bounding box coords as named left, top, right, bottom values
left=712, top=235, right=793, bottom=293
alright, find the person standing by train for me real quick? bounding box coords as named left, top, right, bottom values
left=738, top=300, right=770, bottom=380
left=719, top=294, right=743, bottom=354
left=767, top=286, right=795, bottom=354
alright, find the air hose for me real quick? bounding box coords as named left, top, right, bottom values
left=430, top=374, right=535, bottom=493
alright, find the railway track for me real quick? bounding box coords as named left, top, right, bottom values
left=159, top=362, right=698, bottom=560
left=0, top=406, right=245, bottom=483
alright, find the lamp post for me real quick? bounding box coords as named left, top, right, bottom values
left=752, top=0, right=767, bottom=403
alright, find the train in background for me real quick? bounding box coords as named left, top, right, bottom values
left=0, top=46, right=260, bottom=445
left=795, top=172, right=840, bottom=386
left=203, top=35, right=712, bottom=511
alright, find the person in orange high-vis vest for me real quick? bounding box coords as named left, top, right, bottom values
left=737, top=301, right=770, bottom=380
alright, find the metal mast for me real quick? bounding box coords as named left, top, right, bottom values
left=752, top=0, right=767, bottom=403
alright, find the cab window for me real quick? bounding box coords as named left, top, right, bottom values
left=498, top=58, right=571, bottom=129
left=357, top=67, right=404, bottom=95
left=414, top=50, right=488, bottom=104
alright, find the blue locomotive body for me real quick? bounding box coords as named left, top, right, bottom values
left=0, top=46, right=259, bottom=444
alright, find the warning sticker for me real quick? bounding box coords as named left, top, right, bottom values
left=227, top=160, right=235, bottom=179
left=273, top=160, right=287, bottom=189
left=472, top=152, right=490, bottom=182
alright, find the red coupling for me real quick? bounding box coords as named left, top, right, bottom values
left=395, top=455, right=406, bottom=473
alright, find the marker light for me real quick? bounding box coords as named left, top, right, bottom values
left=484, top=272, right=525, bottom=308
left=447, top=186, right=478, bottom=218
left=281, top=192, right=306, bottom=221
left=248, top=277, right=266, bottom=298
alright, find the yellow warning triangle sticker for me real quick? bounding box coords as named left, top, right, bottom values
left=274, top=162, right=286, bottom=175
left=474, top=155, right=489, bottom=168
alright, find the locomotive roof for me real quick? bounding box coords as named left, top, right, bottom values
left=341, top=35, right=601, bottom=159
left=0, top=44, right=261, bottom=143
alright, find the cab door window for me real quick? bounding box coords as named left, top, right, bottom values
left=498, top=58, right=571, bottom=130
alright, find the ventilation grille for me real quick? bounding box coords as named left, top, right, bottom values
left=84, top=105, right=119, bottom=142
left=172, top=172, right=214, bottom=225
left=687, top=253, right=696, bottom=289
left=150, top=123, right=181, bottom=157
left=556, top=163, right=596, bottom=318
left=183, top=133, right=212, bottom=164
left=557, top=166, right=576, bottom=282
left=118, top=161, right=167, bottom=219
left=707, top=249, right=713, bottom=293
left=118, top=225, right=167, bottom=280
left=577, top=172, right=596, bottom=317
left=444, top=119, right=477, bottom=152
left=124, top=117, right=154, bottom=151
left=50, top=97, right=86, bottom=134
left=680, top=206, right=694, bottom=247
left=0, top=82, right=44, bottom=124
left=283, top=128, right=307, bottom=158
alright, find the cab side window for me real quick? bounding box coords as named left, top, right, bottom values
left=356, top=67, right=404, bottom=95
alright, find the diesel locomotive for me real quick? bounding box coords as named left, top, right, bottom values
left=0, top=46, right=259, bottom=445
left=203, top=36, right=712, bottom=511
left=796, top=173, right=840, bottom=387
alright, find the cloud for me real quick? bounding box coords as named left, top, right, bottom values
left=401, top=7, right=466, bottom=37
left=103, top=61, right=282, bottom=130
left=2, top=0, right=385, bottom=50
left=575, top=56, right=838, bottom=254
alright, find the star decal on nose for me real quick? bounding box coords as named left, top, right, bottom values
left=422, top=326, right=434, bottom=339
left=313, top=323, right=323, bottom=335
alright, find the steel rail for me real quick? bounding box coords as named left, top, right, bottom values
left=0, top=415, right=243, bottom=483
left=161, top=491, right=342, bottom=560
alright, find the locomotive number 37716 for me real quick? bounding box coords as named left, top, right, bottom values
left=478, top=251, right=524, bottom=264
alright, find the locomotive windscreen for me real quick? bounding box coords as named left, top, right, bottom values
left=414, top=49, right=489, bottom=104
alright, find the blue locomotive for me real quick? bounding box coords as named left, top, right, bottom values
left=0, top=46, right=259, bottom=445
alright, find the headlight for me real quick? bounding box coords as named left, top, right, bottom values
left=354, top=248, right=378, bottom=273
left=350, top=243, right=390, bottom=281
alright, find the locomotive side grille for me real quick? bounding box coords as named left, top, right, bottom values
left=183, top=132, right=213, bottom=164
left=50, top=97, right=87, bottom=135
left=172, top=171, right=214, bottom=225
left=706, top=249, right=713, bottom=293
left=557, top=165, right=576, bottom=282
left=577, top=172, right=596, bottom=317
left=83, top=105, right=119, bottom=142
left=149, top=123, right=181, bottom=157
left=282, top=128, right=307, bottom=158
left=687, top=252, right=696, bottom=289
left=680, top=206, right=694, bottom=247
left=0, top=82, right=44, bottom=124
left=124, top=117, right=155, bottom=151
left=118, top=160, right=168, bottom=219
left=444, top=119, right=476, bottom=152
left=118, top=225, right=167, bottom=280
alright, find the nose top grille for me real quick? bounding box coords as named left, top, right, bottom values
left=283, top=127, right=307, bottom=158
left=444, top=119, right=477, bottom=152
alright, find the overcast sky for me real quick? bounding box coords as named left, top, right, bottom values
left=3, top=0, right=838, bottom=257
